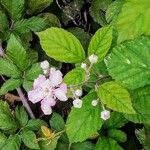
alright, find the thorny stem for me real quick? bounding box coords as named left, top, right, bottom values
left=17, top=88, right=35, bottom=119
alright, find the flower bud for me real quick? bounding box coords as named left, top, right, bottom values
left=81, top=63, right=87, bottom=70
left=43, top=69, right=48, bottom=75
left=88, top=54, right=98, bottom=64
left=73, top=99, right=83, bottom=108
left=91, top=100, right=98, bottom=106
left=75, top=89, right=83, bottom=97
left=40, top=60, right=49, bottom=70
left=100, top=110, right=110, bottom=121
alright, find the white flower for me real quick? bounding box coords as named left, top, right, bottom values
left=100, top=110, right=110, bottom=121
left=40, top=60, right=49, bottom=70
left=91, top=100, right=98, bottom=106
left=81, top=63, right=87, bottom=70
left=88, top=54, right=98, bottom=64
left=73, top=99, right=83, bottom=108
left=75, top=89, right=83, bottom=97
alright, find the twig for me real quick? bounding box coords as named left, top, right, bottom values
left=16, top=87, right=35, bottom=119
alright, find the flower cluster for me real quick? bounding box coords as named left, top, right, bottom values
left=28, top=61, right=68, bottom=115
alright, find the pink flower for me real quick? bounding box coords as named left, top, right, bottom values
left=28, top=68, right=68, bottom=115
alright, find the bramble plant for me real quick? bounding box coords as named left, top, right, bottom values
left=0, top=0, right=150, bottom=149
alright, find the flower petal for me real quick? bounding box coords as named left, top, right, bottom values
left=41, top=99, right=53, bottom=115
left=59, top=83, right=67, bottom=93
left=54, top=88, right=68, bottom=101
left=33, top=75, right=46, bottom=89
left=49, top=70, right=63, bottom=87
left=28, top=88, right=43, bottom=104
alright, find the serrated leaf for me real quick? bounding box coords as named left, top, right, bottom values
left=27, top=0, right=53, bottom=14
left=50, top=112, right=65, bottom=132
left=90, top=0, right=112, bottom=25
left=116, top=0, right=150, bottom=43
left=23, top=80, right=33, bottom=91
left=98, top=81, right=135, bottom=114
left=14, top=17, right=47, bottom=34
left=0, top=100, right=11, bottom=116
left=88, top=26, right=112, bottom=62
left=0, top=10, right=9, bottom=31
left=124, top=85, right=150, bottom=124
left=26, top=119, right=47, bottom=131
left=6, top=34, right=31, bottom=71
left=25, top=63, right=42, bottom=81
left=106, top=0, right=124, bottom=23
left=135, top=125, right=150, bottom=150
left=66, top=92, right=102, bottom=143
left=1, top=0, right=24, bottom=21
left=68, top=27, right=91, bottom=50
left=2, top=135, right=21, bottom=150
left=39, top=13, right=61, bottom=28
left=0, top=113, right=18, bottom=131
left=105, top=36, right=150, bottom=90
left=0, top=132, right=7, bottom=149
left=71, top=141, right=95, bottom=150
left=39, top=136, right=60, bottom=150
left=105, top=112, right=128, bottom=129
left=21, top=129, right=39, bottom=149
left=0, top=78, right=22, bottom=95
left=15, top=106, right=28, bottom=127
left=64, top=68, right=86, bottom=86
left=0, top=58, right=21, bottom=78
left=95, top=137, right=123, bottom=150
left=37, top=27, right=85, bottom=63
left=108, top=129, right=127, bottom=143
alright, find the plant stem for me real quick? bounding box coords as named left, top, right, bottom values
left=16, top=87, right=35, bottom=119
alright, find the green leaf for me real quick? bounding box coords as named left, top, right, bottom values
left=15, top=106, right=28, bottom=127
left=0, top=132, right=7, bottom=149
left=98, top=81, right=135, bottom=114
left=0, top=10, right=9, bottom=31
left=64, top=68, right=86, bottom=86
left=71, top=141, right=95, bottom=150
left=26, top=119, right=47, bottom=131
left=21, top=129, right=39, bottom=149
left=2, top=135, right=21, bottom=150
left=108, top=129, right=127, bottom=143
left=50, top=112, right=65, bottom=132
left=135, top=125, right=150, bottom=150
left=67, top=27, right=91, bottom=50
left=37, top=27, right=85, bottom=63
left=105, top=36, right=150, bottom=90
left=106, top=0, right=124, bottom=23
left=66, top=92, right=102, bottom=143
left=0, top=100, right=11, bottom=116
left=6, top=34, right=31, bottom=71
left=0, top=114, right=18, bottom=131
left=39, top=13, right=61, bottom=28
left=105, top=112, right=128, bottom=129
left=88, top=26, right=112, bottom=62
left=1, top=0, right=24, bottom=21
left=95, top=137, right=123, bottom=150
left=116, top=0, right=150, bottom=43
left=0, top=78, right=22, bottom=95
left=27, top=0, right=53, bottom=14
left=23, top=80, right=33, bottom=91
left=25, top=63, right=43, bottom=81
left=90, top=0, right=112, bottom=26
left=0, top=58, right=21, bottom=78
left=124, top=85, right=150, bottom=124
left=14, top=17, right=47, bottom=34
left=39, top=136, right=60, bottom=150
